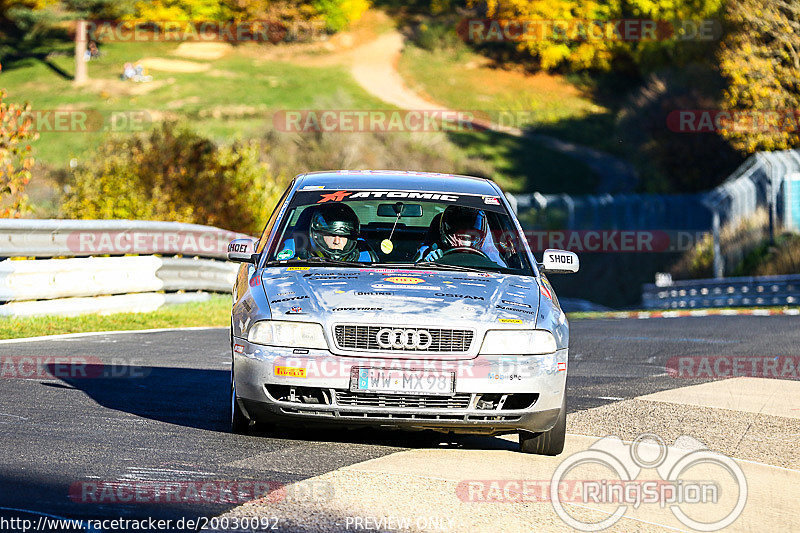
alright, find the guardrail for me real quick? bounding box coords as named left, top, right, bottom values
left=0, top=219, right=246, bottom=317
left=642, top=274, right=800, bottom=309
left=0, top=256, right=238, bottom=301
left=0, top=219, right=248, bottom=259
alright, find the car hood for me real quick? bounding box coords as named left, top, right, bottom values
left=261, top=266, right=541, bottom=327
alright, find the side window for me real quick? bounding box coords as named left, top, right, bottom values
left=486, top=212, right=527, bottom=271
left=255, top=183, right=293, bottom=255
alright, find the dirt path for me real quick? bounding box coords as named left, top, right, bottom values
left=348, top=30, right=638, bottom=193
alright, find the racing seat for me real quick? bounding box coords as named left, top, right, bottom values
left=412, top=212, right=442, bottom=261
left=421, top=213, right=443, bottom=249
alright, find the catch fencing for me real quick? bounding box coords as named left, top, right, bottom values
left=0, top=219, right=247, bottom=317
left=510, top=149, right=800, bottom=233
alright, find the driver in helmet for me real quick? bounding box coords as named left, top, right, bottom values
left=415, top=205, right=488, bottom=262
left=306, top=203, right=375, bottom=262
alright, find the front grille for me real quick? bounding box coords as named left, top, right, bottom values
left=334, top=325, right=474, bottom=353
left=335, top=391, right=472, bottom=409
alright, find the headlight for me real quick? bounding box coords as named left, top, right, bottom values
left=247, top=320, right=327, bottom=349
left=480, top=329, right=557, bottom=355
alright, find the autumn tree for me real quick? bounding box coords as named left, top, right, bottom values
left=719, top=0, right=800, bottom=153
left=466, top=0, right=723, bottom=73
left=0, top=90, right=37, bottom=218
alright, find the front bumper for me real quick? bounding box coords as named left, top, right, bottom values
left=232, top=340, right=567, bottom=435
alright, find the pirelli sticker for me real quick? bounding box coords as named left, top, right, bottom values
left=274, top=366, right=306, bottom=378
left=291, top=190, right=508, bottom=212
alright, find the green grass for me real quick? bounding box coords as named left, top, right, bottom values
left=0, top=294, right=231, bottom=339
left=447, top=129, right=599, bottom=194
left=4, top=28, right=605, bottom=200
left=2, top=41, right=390, bottom=164
left=398, top=44, right=603, bottom=193
left=398, top=45, right=603, bottom=132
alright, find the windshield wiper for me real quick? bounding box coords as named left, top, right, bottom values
left=415, top=261, right=488, bottom=273
left=275, top=257, right=367, bottom=268
left=371, top=261, right=488, bottom=274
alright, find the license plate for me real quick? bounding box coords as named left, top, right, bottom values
left=350, top=368, right=455, bottom=396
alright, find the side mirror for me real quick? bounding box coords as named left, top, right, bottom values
left=541, top=249, right=579, bottom=274
left=227, top=238, right=256, bottom=263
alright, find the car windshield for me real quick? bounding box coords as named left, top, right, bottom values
left=264, top=188, right=534, bottom=275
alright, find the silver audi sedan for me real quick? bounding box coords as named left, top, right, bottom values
left=227, top=171, right=578, bottom=455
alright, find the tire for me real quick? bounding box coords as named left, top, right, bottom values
left=519, top=396, right=566, bottom=456
left=230, top=374, right=250, bottom=434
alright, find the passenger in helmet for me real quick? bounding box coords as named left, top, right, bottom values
left=308, top=204, right=361, bottom=261
left=275, top=203, right=377, bottom=263
left=415, top=206, right=489, bottom=262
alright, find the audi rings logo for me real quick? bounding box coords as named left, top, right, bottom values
left=376, top=328, right=433, bottom=350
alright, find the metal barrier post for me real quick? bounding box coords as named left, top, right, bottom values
left=712, top=209, right=723, bottom=279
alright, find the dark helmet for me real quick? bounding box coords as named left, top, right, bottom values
left=309, top=203, right=360, bottom=260
left=440, top=206, right=488, bottom=249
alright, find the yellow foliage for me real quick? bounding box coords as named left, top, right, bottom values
left=60, top=123, right=286, bottom=235
left=0, top=90, right=38, bottom=218
left=471, top=0, right=723, bottom=72
left=719, top=0, right=800, bottom=153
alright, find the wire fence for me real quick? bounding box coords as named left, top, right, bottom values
left=510, top=149, right=800, bottom=233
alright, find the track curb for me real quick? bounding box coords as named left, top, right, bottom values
left=569, top=308, right=800, bottom=320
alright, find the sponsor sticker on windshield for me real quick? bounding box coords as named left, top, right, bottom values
left=317, top=190, right=352, bottom=203
left=292, top=189, right=508, bottom=212
left=316, top=191, right=460, bottom=203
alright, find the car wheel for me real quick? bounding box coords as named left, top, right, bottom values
left=230, top=374, right=249, bottom=434
left=519, top=396, right=566, bottom=456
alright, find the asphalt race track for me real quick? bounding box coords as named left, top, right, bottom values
left=1, top=317, right=798, bottom=531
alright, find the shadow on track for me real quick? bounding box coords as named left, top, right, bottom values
left=49, top=362, right=522, bottom=452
